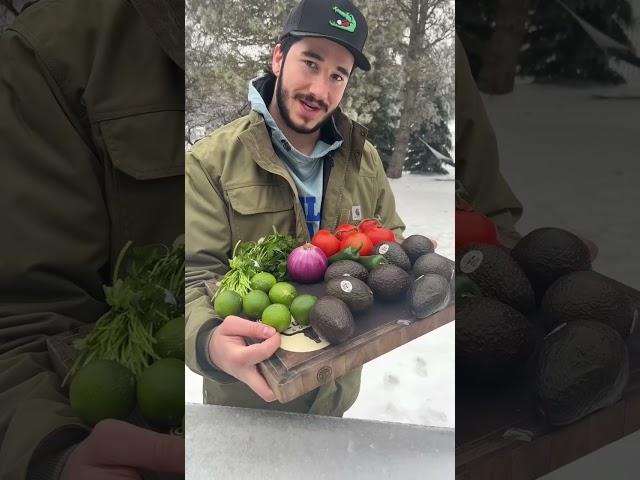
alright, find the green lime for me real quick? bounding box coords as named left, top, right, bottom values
left=243, top=289, right=271, bottom=319
left=251, top=272, right=277, bottom=293
left=154, top=317, right=185, bottom=360
left=137, top=358, right=185, bottom=427
left=268, top=282, right=298, bottom=307
left=213, top=290, right=243, bottom=318
left=261, top=304, right=292, bottom=332
left=69, top=360, right=136, bottom=426
left=290, top=294, right=317, bottom=326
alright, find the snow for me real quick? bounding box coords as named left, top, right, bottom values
left=481, top=81, right=640, bottom=290
left=186, top=167, right=456, bottom=429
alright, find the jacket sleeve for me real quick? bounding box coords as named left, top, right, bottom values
left=455, top=36, right=524, bottom=247
left=0, top=28, right=107, bottom=479
left=367, top=143, right=407, bottom=241
left=184, top=148, right=238, bottom=384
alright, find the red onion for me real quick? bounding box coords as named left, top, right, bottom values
left=287, top=243, right=328, bottom=284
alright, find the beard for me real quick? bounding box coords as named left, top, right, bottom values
left=275, top=75, right=336, bottom=135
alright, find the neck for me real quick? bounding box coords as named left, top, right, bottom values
left=268, top=96, right=320, bottom=156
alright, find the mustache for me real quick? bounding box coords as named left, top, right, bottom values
left=294, top=94, right=328, bottom=112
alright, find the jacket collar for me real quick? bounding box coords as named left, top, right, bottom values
left=130, top=0, right=184, bottom=70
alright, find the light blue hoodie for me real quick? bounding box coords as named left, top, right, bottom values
left=248, top=76, right=343, bottom=238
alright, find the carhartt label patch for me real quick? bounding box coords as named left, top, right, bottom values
left=351, top=205, right=362, bottom=221
left=329, top=6, right=356, bottom=32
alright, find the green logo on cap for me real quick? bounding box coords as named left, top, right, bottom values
left=329, top=6, right=356, bottom=33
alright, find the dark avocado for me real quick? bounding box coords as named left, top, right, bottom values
left=401, top=235, right=435, bottom=265
left=413, top=253, right=454, bottom=280
left=457, top=244, right=535, bottom=314
left=454, top=273, right=482, bottom=304
left=534, top=320, right=629, bottom=426
left=324, top=260, right=369, bottom=283
left=374, top=241, right=411, bottom=271
left=541, top=270, right=635, bottom=337
left=366, top=264, right=411, bottom=302
left=456, top=297, right=531, bottom=383
left=409, top=274, right=450, bottom=318
left=325, top=277, right=374, bottom=314
left=512, top=227, right=591, bottom=300
left=309, top=296, right=356, bottom=344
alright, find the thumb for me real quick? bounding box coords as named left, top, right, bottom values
left=241, top=331, right=281, bottom=365
left=220, top=315, right=277, bottom=339
left=90, top=420, right=184, bottom=474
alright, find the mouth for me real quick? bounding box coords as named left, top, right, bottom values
left=299, top=99, right=322, bottom=113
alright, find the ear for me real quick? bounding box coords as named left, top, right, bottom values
left=272, top=44, right=284, bottom=77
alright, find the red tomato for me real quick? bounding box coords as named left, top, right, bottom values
left=357, top=218, right=383, bottom=233
left=455, top=209, right=498, bottom=249
left=366, top=226, right=396, bottom=247
left=339, top=232, right=374, bottom=256
left=335, top=224, right=358, bottom=240
left=311, top=229, right=341, bottom=257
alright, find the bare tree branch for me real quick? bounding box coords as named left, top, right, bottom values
left=391, top=0, right=412, bottom=19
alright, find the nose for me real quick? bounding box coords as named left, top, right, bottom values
left=307, top=76, right=330, bottom=107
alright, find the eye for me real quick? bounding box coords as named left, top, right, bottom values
left=331, top=73, right=345, bottom=82
left=303, top=60, right=318, bottom=70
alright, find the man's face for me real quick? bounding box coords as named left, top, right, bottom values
left=273, top=37, right=354, bottom=134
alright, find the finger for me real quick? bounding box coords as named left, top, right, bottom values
left=219, top=316, right=276, bottom=339
left=90, top=420, right=184, bottom=474
left=238, top=332, right=281, bottom=364
left=241, top=366, right=277, bottom=402
left=583, top=239, right=598, bottom=261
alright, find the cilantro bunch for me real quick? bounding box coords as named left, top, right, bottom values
left=66, top=239, right=185, bottom=383
left=214, top=226, right=298, bottom=298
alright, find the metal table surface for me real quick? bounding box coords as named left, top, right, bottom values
left=186, top=403, right=454, bottom=480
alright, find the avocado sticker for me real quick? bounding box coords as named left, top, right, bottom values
left=330, top=6, right=356, bottom=32
left=460, top=250, right=483, bottom=274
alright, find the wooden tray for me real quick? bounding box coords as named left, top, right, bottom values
left=46, top=326, right=184, bottom=436
left=205, top=277, right=455, bottom=404
left=456, top=274, right=640, bottom=479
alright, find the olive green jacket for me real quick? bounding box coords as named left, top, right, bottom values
left=185, top=108, right=406, bottom=416
left=0, top=1, right=183, bottom=478
left=455, top=36, right=523, bottom=247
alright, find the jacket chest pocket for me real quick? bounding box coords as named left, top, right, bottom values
left=98, top=109, right=184, bottom=263
left=225, top=184, right=297, bottom=244
left=337, top=175, right=378, bottom=225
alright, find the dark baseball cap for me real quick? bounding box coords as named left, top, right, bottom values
left=280, top=0, right=371, bottom=71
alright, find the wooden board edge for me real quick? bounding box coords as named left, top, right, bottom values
left=264, top=304, right=455, bottom=403
left=455, top=387, right=640, bottom=479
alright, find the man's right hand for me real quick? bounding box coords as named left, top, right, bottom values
left=209, top=315, right=281, bottom=402
left=62, top=419, right=184, bottom=479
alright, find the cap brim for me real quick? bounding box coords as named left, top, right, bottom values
left=286, top=31, right=371, bottom=71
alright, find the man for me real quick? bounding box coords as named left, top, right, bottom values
left=455, top=36, right=524, bottom=247
left=0, top=0, right=184, bottom=478
left=185, top=0, right=405, bottom=415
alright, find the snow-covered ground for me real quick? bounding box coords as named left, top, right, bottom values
left=482, top=81, right=640, bottom=290
left=186, top=168, right=456, bottom=429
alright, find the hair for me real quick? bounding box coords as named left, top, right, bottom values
left=263, top=35, right=303, bottom=77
